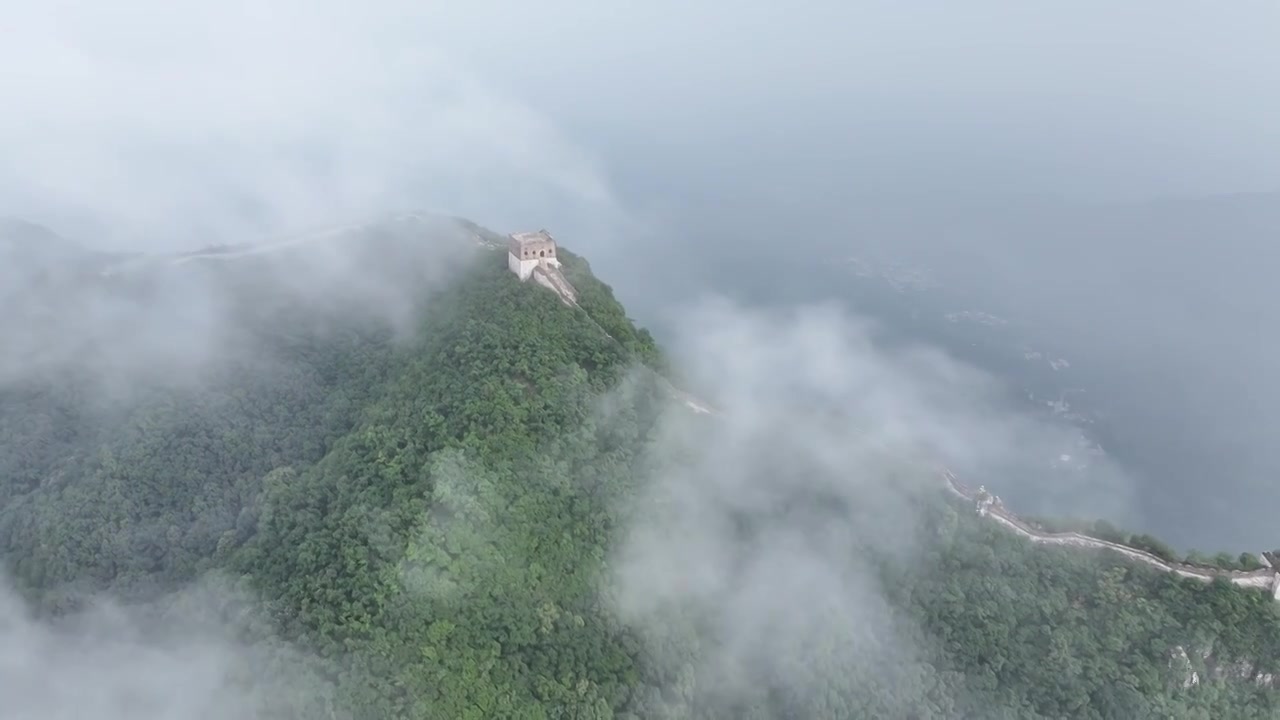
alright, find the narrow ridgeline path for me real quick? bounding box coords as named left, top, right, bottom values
left=942, top=469, right=1280, bottom=600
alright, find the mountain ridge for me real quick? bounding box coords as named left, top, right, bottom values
left=3, top=215, right=1280, bottom=718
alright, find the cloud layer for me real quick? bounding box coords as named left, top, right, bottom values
left=0, top=574, right=338, bottom=720
left=1, top=0, right=617, bottom=249
left=610, top=296, right=1138, bottom=710
left=0, top=214, right=477, bottom=390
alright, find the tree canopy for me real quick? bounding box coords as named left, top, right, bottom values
left=1, top=232, right=1278, bottom=719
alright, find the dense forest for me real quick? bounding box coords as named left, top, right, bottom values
left=2, top=219, right=1280, bottom=719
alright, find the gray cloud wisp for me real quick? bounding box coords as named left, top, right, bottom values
left=609, top=296, right=1138, bottom=711
left=1, top=0, right=620, bottom=250
left=0, top=574, right=339, bottom=720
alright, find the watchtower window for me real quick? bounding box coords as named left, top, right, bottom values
left=539, top=250, right=546, bottom=257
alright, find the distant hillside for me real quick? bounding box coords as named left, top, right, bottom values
left=613, top=191, right=1280, bottom=552
left=2, top=215, right=1280, bottom=719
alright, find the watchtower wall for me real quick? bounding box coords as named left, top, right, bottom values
left=507, top=230, right=560, bottom=280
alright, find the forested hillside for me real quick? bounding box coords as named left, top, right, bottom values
left=2, top=218, right=1280, bottom=719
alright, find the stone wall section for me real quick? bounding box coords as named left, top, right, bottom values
left=942, top=469, right=1280, bottom=599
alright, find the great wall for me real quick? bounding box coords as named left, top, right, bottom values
left=507, top=229, right=578, bottom=306
left=942, top=469, right=1280, bottom=599
left=502, top=228, right=1280, bottom=602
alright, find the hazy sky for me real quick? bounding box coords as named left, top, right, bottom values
left=3, top=3, right=1280, bottom=714
left=419, top=2, right=1280, bottom=203
left=5, top=1, right=1278, bottom=245
left=3, top=1, right=1279, bottom=547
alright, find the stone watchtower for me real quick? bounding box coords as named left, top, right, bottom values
left=507, top=230, right=560, bottom=280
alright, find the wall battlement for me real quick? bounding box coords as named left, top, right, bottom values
left=942, top=470, right=1280, bottom=600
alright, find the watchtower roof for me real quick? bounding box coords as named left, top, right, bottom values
left=510, top=229, right=555, bottom=246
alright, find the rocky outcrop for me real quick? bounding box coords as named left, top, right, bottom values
left=1169, top=645, right=1280, bottom=689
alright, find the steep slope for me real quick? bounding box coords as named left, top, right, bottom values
left=0, top=217, right=680, bottom=718
left=2, top=216, right=1280, bottom=719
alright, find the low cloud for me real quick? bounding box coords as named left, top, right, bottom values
left=610, top=296, right=1138, bottom=711
left=0, top=214, right=478, bottom=392
left=1, top=0, right=632, bottom=401
left=0, top=573, right=342, bottom=720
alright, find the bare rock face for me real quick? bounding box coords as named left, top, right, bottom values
left=1169, top=644, right=1280, bottom=691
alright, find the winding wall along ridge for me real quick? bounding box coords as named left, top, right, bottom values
left=941, top=469, right=1280, bottom=599
left=535, top=239, right=1279, bottom=600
